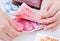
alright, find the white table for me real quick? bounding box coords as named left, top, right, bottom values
left=13, top=25, right=60, bottom=41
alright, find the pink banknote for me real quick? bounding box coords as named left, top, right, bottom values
left=14, top=3, right=41, bottom=23
left=13, top=3, right=42, bottom=32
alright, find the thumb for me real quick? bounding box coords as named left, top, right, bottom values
left=0, top=10, right=21, bottom=32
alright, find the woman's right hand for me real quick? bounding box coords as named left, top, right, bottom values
left=0, top=9, right=20, bottom=41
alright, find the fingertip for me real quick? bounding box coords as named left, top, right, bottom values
left=51, top=27, right=57, bottom=32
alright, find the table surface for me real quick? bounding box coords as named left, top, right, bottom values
left=13, top=25, right=60, bottom=41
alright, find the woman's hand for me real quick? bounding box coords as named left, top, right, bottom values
left=39, top=0, right=60, bottom=31
left=0, top=9, right=20, bottom=41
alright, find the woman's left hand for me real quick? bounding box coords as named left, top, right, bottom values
left=39, top=0, right=60, bottom=31
left=0, top=9, right=20, bottom=41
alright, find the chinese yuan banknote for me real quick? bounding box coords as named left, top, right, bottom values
left=14, top=3, right=44, bottom=32
left=0, top=0, right=44, bottom=32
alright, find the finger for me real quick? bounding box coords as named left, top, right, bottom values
left=46, top=3, right=59, bottom=18
left=0, top=25, right=19, bottom=39
left=41, top=0, right=53, bottom=11
left=41, top=5, right=58, bottom=19
left=50, top=26, right=57, bottom=31
left=0, top=30, right=12, bottom=41
left=40, top=17, right=57, bottom=24
left=0, top=25, right=13, bottom=41
left=50, top=20, right=59, bottom=31
left=40, top=9, right=60, bottom=24
left=41, top=1, right=60, bottom=19
left=44, top=21, right=58, bottom=30
left=2, top=26, right=15, bottom=39
left=5, top=25, right=19, bottom=38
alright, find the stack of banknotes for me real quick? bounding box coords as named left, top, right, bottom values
left=0, top=0, right=43, bottom=32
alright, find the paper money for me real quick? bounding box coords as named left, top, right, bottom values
left=14, top=3, right=42, bottom=32
left=0, top=0, right=42, bottom=32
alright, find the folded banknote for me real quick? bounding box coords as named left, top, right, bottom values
left=0, top=0, right=43, bottom=32
left=14, top=3, right=44, bottom=32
